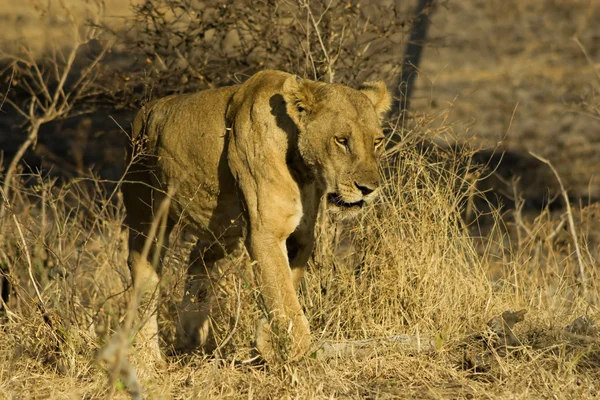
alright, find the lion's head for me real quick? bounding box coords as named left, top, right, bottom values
left=282, top=76, right=391, bottom=215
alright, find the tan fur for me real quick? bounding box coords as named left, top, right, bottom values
left=122, top=70, right=391, bottom=363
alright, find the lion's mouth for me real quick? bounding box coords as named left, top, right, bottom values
left=326, top=193, right=366, bottom=209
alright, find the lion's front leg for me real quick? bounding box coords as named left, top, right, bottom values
left=248, top=231, right=311, bottom=363
left=227, top=116, right=314, bottom=362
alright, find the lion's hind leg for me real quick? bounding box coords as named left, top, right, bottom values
left=122, top=168, right=174, bottom=362
left=175, top=238, right=241, bottom=355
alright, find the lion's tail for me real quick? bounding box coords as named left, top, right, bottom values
left=131, top=101, right=155, bottom=141
left=127, top=100, right=159, bottom=165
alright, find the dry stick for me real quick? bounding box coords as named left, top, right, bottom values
left=0, top=67, right=14, bottom=112
left=315, top=311, right=600, bottom=361
left=100, top=187, right=176, bottom=400
left=303, top=0, right=335, bottom=83
left=530, top=153, right=587, bottom=297
left=12, top=212, right=45, bottom=312
left=545, top=216, right=567, bottom=242
left=0, top=185, right=47, bottom=315
left=0, top=116, right=42, bottom=224
left=214, top=278, right=243, bottom=356
left=573, top=37, right=600, bottom=83
left=299, top=0, right=338, bottom=265
left=511, top=178, right=534, bottom=242
left=312, top=333, right=437, bottom=360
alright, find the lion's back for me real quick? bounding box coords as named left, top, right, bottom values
left=126, top=85, right=243, bottom=234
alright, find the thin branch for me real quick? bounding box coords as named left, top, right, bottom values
left=99, top=185, right=176, bottom=400
left=12, top=210, right=46, bottom=312
left=530, top=152, right=588, bottom=297
left=312, top=333, right=436, bottom=360
left=303, top=0, right=335, bottom=83
left=573, top=37, right=600, bottom=82
left=29, top=49, right=53, bottom=104
left=2, top=97, right=29, bottom=120
left=0, top=120, right=42, bottom=224
left=0, top=67, right=15, bottom=112
left=49, top=40, right=80, bottom=114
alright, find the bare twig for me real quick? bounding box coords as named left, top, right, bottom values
left=99, top=185, right=176, bottom=400
left=0, top=67, right=15, bottom=112
left=545, top=215, right=567, bottom=242
left=302, top=0, right=335, bottom=83
left=213, top=278, right=242, bottom=356
left=312, top=333, right=437, bottom=360
left=12, top=212, right=46, bottom=312
left=573, top=37, right=600, bottom=82
left=530, top=152, right=587, bottom=297
left=511, top=178, right=534, bottom=242
left=0, top=185, right=47, bottom=315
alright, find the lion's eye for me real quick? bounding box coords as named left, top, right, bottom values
left=374, top=138, right=384, bottom=147
left=335, top=137, right=348, bottom=147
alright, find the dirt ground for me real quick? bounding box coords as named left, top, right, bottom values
left=414, top=0, right=600, bottom=199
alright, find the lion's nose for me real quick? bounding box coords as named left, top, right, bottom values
left=354, top=181, right=379, bottom=196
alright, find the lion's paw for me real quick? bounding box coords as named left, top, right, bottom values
left=254, top=315, right=311, bottom=363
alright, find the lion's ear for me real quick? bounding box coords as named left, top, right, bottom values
left=359, top=81, right=392, bottom=119
left=282, top=75, right=321, bottom=121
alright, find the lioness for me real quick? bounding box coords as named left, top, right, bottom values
left=122, top=70, right=391, bottom=362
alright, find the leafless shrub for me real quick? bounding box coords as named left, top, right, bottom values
left=0, top=0, right=112, bottom=223
left=101, top=0, right=413, bottom=109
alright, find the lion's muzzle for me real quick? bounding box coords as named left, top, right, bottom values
left=326, top=178, right=380, bottom=213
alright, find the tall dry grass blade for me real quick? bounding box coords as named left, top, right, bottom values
left=99, top=185, right=176, bottom=400
left=530, top=152, right=588, bottom=299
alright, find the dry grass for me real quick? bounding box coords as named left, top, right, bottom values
left=0, top=131, right=599, bottom=399
left=1, top=0, right=599, bottom=399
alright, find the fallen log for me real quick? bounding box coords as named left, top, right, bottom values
left=312, top=333, right=438, bottom=360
